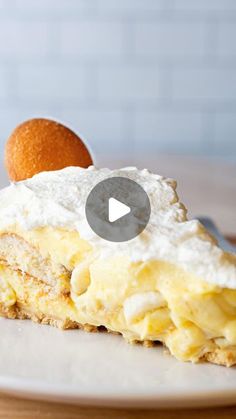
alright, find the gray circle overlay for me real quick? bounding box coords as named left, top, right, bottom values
left=85, top=177, right=151, bottom=242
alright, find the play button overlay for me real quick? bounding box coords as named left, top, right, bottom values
left=108, top=198, right=131, bottom=222
left=85, top=177, right=151, bottom=242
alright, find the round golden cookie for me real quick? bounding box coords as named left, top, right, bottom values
left=4, top=118, right=93, bottom=181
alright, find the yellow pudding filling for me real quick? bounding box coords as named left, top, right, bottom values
left=1, top=226, right=236, bottom=366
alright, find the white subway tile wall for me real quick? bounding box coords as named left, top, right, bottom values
left=0, top=0, right=235, bottom=161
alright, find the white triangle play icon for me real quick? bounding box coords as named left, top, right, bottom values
left=108, top=197, right=131, bottom=223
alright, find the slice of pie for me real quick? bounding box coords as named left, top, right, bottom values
left=0, top=166, right=236, bottom=366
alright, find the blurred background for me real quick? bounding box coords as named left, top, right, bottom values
left=0, top=0, right=236, bottom=162
left=0, top=0, right=235, bottom=233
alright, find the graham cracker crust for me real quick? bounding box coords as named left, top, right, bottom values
left=1, top=302, right=236, bottom=367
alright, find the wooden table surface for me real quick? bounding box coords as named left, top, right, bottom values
left=0, top=156, right=235, bottom=418
left=2, top=394, right=236, bottom=419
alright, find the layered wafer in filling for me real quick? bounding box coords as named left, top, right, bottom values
left=0, top=166, right=236, bottom=367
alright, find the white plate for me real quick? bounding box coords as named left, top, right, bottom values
left=1, top=318, right=236, bottom=409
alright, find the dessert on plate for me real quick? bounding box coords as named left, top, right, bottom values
left=0, top=165, right=236, bottom=366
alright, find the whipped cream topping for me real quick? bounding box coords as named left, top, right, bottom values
left=0, top=166, right=235, bottom=288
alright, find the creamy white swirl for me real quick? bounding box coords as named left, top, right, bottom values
left=0, top=166, right=235, bottom=288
